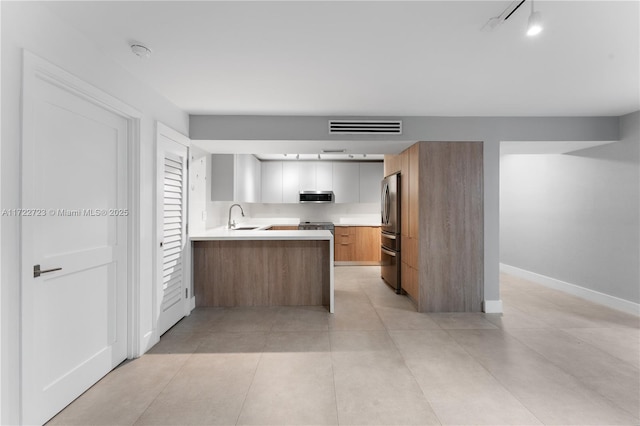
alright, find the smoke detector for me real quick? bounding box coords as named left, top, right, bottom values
left=130, top=43, right=152, bottom=59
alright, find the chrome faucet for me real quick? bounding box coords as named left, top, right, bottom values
left=227, top=203, right=245, bottom=229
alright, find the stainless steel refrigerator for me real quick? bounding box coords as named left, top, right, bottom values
left=381, top=172, right=401, bottom=293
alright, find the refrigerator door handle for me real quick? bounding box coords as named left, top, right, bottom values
left=384, top=183, right=391, bottom=225
left=381, top=247, right=397, bottom=257
left=381, top=182, right=388, bottom=225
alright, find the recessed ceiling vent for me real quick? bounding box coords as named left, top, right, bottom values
left=329, top=120, right=402, bottom=135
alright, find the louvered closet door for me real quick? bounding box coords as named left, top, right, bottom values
left=157, top=127, right=189, bottom=336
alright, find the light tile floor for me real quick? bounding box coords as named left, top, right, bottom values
left=49, top=267, right=640, bottom=425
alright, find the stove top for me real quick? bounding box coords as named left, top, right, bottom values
left=298, top=221, right=335, bottom=234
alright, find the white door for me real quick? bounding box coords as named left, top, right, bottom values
left=22, top=58, right=129, bottom=425
left=156, top=124, right=190, bottom=336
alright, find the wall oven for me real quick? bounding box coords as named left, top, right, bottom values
left=381, top=172, right=401, bottom=294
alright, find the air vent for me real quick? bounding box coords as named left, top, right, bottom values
left=329, top=120, right=402, bottom=135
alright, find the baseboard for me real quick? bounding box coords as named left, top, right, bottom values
left=500, top=263, right=640, bottom=316
left=483, top=299, right=503, bottom=313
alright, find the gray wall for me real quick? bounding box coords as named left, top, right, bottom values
left=500, top=111, right=639, bottom=303
left=191, top=114, right=621, bottom=305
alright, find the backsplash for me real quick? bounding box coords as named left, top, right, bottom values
left=205, top=201, right=380, bottom=229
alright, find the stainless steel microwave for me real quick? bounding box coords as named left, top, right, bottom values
left=299, top=191, right=334, bottom=203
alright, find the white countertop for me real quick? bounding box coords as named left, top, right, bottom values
left=190, top=227, right=333, bottom=241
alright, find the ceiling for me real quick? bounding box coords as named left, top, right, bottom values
left=44, top=1, right=639, bottom=117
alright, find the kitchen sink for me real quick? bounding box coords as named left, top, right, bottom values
left=232, top=226, right=260, bottom=230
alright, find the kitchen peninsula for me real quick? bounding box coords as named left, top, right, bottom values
left=190, top=227, right=334, bottom=313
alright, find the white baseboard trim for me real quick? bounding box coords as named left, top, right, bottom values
left=483, top=300, right=503, bottom=313
left=500, top=263, right=640, bottom=316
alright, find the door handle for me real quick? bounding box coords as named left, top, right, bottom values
left=33, top=264, right=62, bottom=278
left=381, top=247, right=397, bottom=257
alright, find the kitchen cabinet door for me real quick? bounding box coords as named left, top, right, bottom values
left=282, top=162, right=300, bottom=203
left=211, top=154, right=234, bottom=201
left=235, top=154, right=261, bottom=203
left=354, top=226, right=381, bottom=261
left=332, top=162, right=359, bottom=203
left=359, top=162, right=383, bottom=204
left=316, top=162, right=333, bottom=190
left=334, top=226, right=355, bottom=261
left=261, top=161, right=283, bottom=203
left=298, top=162, right=317, bottom=192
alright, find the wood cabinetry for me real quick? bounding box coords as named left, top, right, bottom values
left=383, top=154, right=401, bottom=177
left=193, top=240, right=330, bottom=308
left=334, top=226, right=355, bottom=261
left=389, top=142, right=484, bottom=312
left=334, top=226, right=381, bottom=264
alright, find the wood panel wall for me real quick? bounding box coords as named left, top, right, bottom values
left=418, top=142, right=484, bottom=312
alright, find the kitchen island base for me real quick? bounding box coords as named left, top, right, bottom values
left=193, top=240, right=331, bottom=309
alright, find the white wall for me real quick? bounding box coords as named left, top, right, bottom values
left=189, top=146, right=209, bottom=234
left=1, top=3, right=188, bottom=423
left=500, top=111, right=640, bottom=305
left=205, top=201, right=380, bottom=228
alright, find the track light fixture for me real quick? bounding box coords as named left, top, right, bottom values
left=526, top=0, right=543, bottom=36
left=482, top=0, right=543, bottom=37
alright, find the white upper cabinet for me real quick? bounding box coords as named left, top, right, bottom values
left=316, top=162, right=333, bottom=191
left=211, top=154, right=262, bottom=203
left=211, top=154, right=234, bottom=201
left=235, top=154, right=261, bottom=203
left=282, top=162, right=300, bottom=203
left=333, top=162, right=360, bottom=203
left=298, top=162, right=316, bottom=192
left=298, top=162, right=333, bottom=192
left=359, top=162, right=384, bottom=203
left=261, top=161, right=283, bottom=203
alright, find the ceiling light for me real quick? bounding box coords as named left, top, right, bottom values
left=130, top=43, right=152, bottom=59
left=526, top=1, right=543, bottom=36
left=321, top=149, right=346, bottom=153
